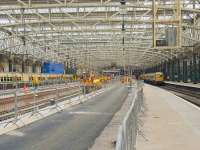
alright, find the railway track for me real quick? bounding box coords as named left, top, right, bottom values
left=161, top=83, right=200, bottom=107
left=0, top=84, right=82, bottom=121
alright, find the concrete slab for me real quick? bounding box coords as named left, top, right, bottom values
left=136, top=84, right=200, bottom=150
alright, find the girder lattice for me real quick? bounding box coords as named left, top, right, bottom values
left=0, top=0, right=199, bottom=70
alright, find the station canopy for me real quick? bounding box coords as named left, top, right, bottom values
left=0, top=0, right=199, bottom=70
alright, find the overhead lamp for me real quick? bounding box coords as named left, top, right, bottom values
left=119, top=0, right=127, bottom=15
left=120, top=0, right=126, bottom=5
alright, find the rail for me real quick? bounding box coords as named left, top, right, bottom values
left=116, top=81, right=143, bottom=150
left=0, top=83, right=82, bottom=122
left=0, top=80, right=77, bottom=91
left=162, top=82, right=200, bottom=106
left=0, top=80, right=112, bottom=124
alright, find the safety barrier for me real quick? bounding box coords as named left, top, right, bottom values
left=116, top=81, right=143, bottom=150
left=0, top=80, right=76, bottom=90
left=0, top=80, right=112, bottom=125
left=0, top=82, right=82, bottom=123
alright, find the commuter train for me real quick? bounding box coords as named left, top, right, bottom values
left=140, top=72, right=164, bottom=85
left=0, top=72, right=76, bottom=89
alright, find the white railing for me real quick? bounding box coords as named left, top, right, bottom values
left=116, top=81, right=143, bottom=150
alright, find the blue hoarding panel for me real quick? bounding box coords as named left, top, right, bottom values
left=42, top=62, right=64, bottom=74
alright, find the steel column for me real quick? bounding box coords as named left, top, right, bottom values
left=22, top=61, right=25, bottom=73
left=169, top=59, right=175, bottom=81
left=189, top=60, right=193, bottom=82
left=183, top=60, right=187, bottom=82
left=193, top=53, right=198, bottom=83
left=163, top=61, right=167, bottom=80
left=32, top=63, right=36, bottom=73
left=9, top=59, right=13, bottom=72
left=166, top=61, right=170, bottom=80
left=177, top=59, right=181, bottom=82
left=198, top=58, right=200, bottom=82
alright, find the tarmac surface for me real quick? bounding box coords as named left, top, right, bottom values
left=0, top=83, right=128, bottom=150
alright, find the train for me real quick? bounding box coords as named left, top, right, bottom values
left=140, top=72, right=164, bottom=85
left=0, top=72, right=76, bottom=89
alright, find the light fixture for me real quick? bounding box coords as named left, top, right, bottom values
left=119, top=0, right=127, bottom=15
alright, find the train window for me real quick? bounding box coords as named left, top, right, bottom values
left=4, top=77, right=6, bottom=81
left=1, top=77, right=3, bottom=82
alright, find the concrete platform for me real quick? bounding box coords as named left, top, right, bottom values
left=136, top=84, right=200, bottom=150
left=165, top=81, right=200, bottom=88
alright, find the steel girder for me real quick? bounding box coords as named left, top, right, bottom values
left=0, top=0, right=199, bottom=69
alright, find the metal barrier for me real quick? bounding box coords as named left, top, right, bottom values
left=116, top=81, right=143, bottom=150
left=0, top=80, right=111, bottom=124
left=0, top=80, right=77, bottom=91
left=0, top=82, right=82, bottom=123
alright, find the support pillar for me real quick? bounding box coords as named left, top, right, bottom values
left=166, top=61, right=170, bottom=80
left=163, top=61, right=167, bottom=80
left=9, top=59, right=13, bottom=72
left=156, top=65, right=159, bottom=72
left=32, top=63, right=36, bottom=73
left=177, top=59, right=181, bottom=82
left=169, top=59, right=175, bottom=81
left=159, top=63, right=162, bottom=72
left=183, top=60, right=188, bottom=82
left=189, top=61, right=193, bottom=82
left=193, top=53, right=197, bottom=83
left=198, top=58, right=200, bottom=82
left=22, top=61, right=25, bottom=73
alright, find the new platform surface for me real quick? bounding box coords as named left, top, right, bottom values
left=136, top=84, right=200, bottom=150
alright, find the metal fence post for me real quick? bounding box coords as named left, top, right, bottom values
left=34, top=87, right=38, bottom=113
left=56, top=86, right=59, bottom=100
left=54, top=86, right=62, bottom=111
left=30, top=86, right=40, bottom=116
left=14, top=82, right=18, bottom=123
left=83, top=85, right=86, bottom=96
left=79, top=83, right=81, bottom=102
